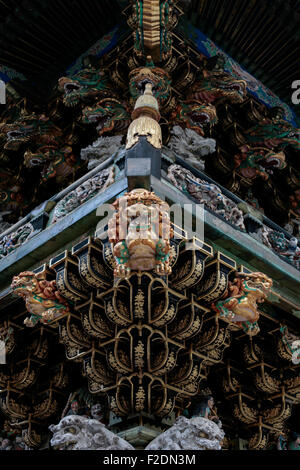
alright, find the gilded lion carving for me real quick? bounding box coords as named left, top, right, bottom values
left=11, top=271, right=70, bottom=327
left=212, top=272, right=273, bottom=336
left=108, top=189, right=173, bottom=278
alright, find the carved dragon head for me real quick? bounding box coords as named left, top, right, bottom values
left=82, top=98, right=131, bottom=135
left=212, top=271, right=273, bottom=335
left=0, top=113, right=55, bottom=151
left=58, top=66, right=113, bottom=107
left=24, top=145, right=76, bottom=183
left=235, top=146, right=286, bottom=180
left=172, top=100, right=218, bottom=136
left=129, top=63, right=172, bottom=110
left=245, top=111, right=300, bottom=151
left=190, top=55, right=247, bottom=104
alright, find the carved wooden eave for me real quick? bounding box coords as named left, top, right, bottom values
left=0, top=172, right=298, bottom=446
left=22, top=417, right=43, bottom=449
left=0, top=0, right=299, bottom=449
left=7, top=200, right=278, bottom=422
left=0, top=386, right=30, bottom=420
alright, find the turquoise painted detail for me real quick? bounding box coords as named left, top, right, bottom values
left=178, top=19, right=298, bottom=126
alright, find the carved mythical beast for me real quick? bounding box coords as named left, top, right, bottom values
left=212, top=272, right=273, bottom=336
left=108, top=188, right=173, bottom=278
left=82, top=98, right=131, bottom=135
left=244, top=107, right=300, bottom=151
left=129, top=61, right=173, bottom=111
left=171, top=99, right=218, bottom=137
left=189, top=55, right=247, bottom=105
left=267, top=231, right=300, bottom=269
left=11, top=271, right=70, bottom=327
left=24, top=145, right=78, bottom=183
left=234, top=145, right=286, bottom=181
left=0, top=112, right=76, bottom=182
left=145, top=416, right=224, bottom=450
left=0, top=112, right=62, bottom=152
left=49, top=415, right=223, bottom=451
left=166, top=125, right=216, bottom=171
left=49, top=415, right=134, bottom=450
left=58, top=65, right=114, bottom=107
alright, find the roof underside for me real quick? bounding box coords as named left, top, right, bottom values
left=185, top=0, right=300, bottom=116
left=0, top=0, right=299, bottom=118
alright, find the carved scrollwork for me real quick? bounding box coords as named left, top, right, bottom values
left=168, top=350, right=206, bottom=396
left=253, top=364, right=281, bottom=394
left=73, top=237, right=112, bottom=289
left=83, top=348, right=115, bottom=394
left=29, top=334, right=48, bottom=361
left=284, top=375, right=300, bottom=403
left=50, top=252, right=89, bottom=302
left=50, top=363, right=69, bottom=390
left=116, top=373, right=176, bottom=417
left=168, top=298, right=207, bottom=340
left=22, top=420, right=43, bottom=449
left=102, top=242, right=116, bottom=271
left=195, top=252, right=236, bottom=303
left=32, top=388, right=60, bottom=419
left=78, top=297, right=114, bottom=339
left=231, top=392, right=258, bottom=425
left=0, top=388, right=30, bottom=419
left=150, top=288, right=183, bottom=328
left=10, top=358, right=40, bottom=390
left=262, top=397, right=292, bottom=427
left=222, top=363, right=240, bottom=394
left=194, top=314, right=231, bottom=366
left=102, top=287, right=132, bottom=326
left=170, top=238, right=213, bottom=290
left=243, top=340, right=263, bottom=366
left=106, top=333, right=133, bottom=375
left=248, top=426, right=269, bottom=450
left=59, top=313, right=91, bottom=361
left=0, top=370, right=9, bottom=388
left=0, top=322, right=16, bottom=355
left=149, top=335, right=182, bottom=376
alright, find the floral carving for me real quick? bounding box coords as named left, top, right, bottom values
left=167, top=164, right=245, bottom=230
left=52, top=166, right=114, bottom=224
